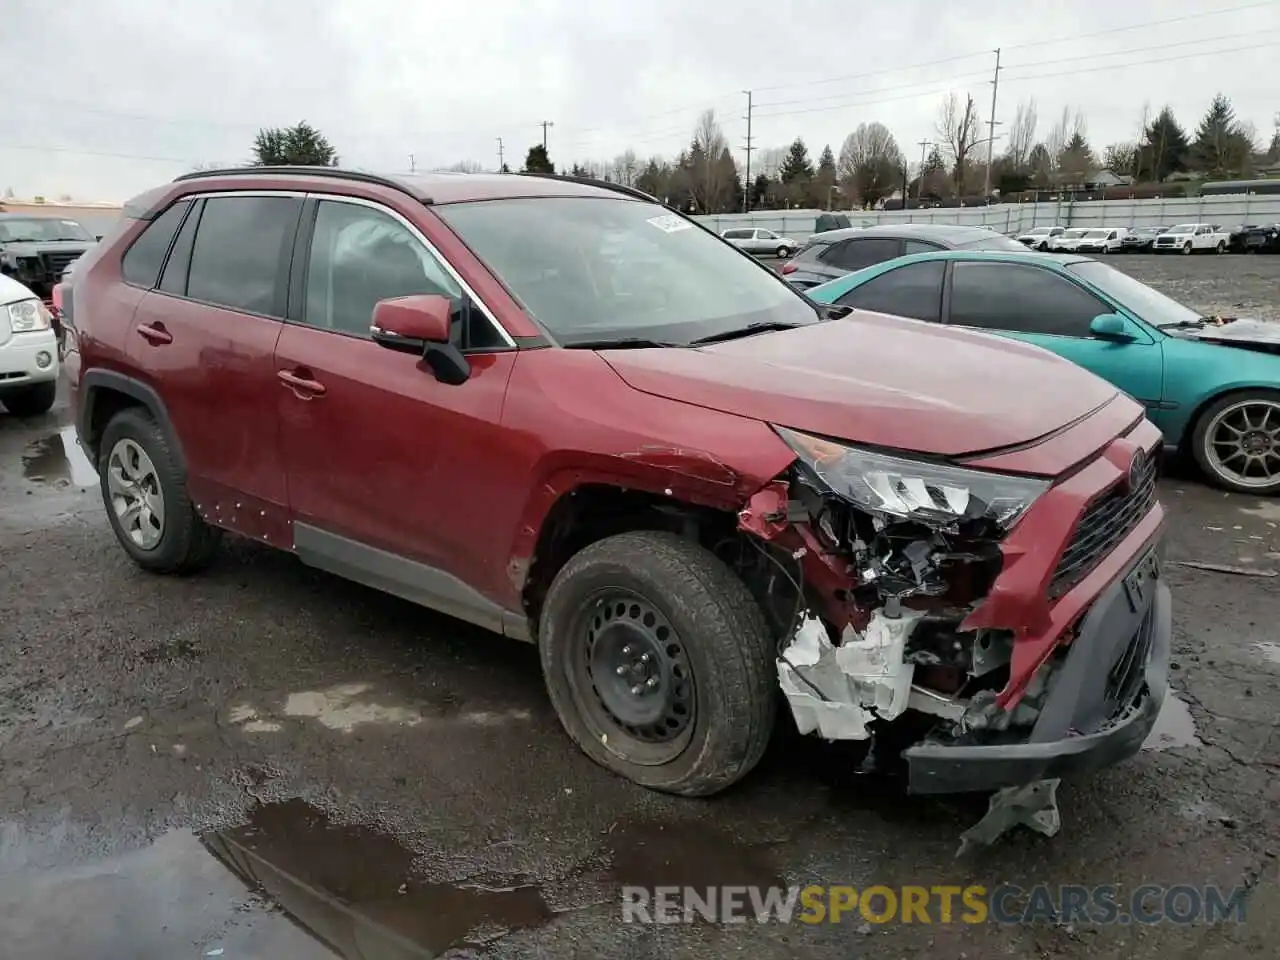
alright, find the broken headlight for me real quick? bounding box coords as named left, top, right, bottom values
left=775, top=426, right=1049, bottom=531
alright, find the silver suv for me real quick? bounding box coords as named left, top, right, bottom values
left=720, top=227, right=797, bottom=258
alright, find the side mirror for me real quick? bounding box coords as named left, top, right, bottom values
left=371, top=294, right=470, bottom=385
left=1090, top=312, right=1137, bottom=342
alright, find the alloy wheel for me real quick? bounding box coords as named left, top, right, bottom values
left=1204, top=399, right=1280, bottom=490
left=106, top=438, right=166, bottom=549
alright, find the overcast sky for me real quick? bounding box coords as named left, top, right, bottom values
left=2, top=0, right=1276, bottom=202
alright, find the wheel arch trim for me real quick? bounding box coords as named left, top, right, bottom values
left=78, top=369, right=186, bottom=474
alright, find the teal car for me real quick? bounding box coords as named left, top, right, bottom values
left=807, top=250, right=1280, bottom=494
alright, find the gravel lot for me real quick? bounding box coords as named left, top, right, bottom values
left=1, top=256, right=1279, bottom=959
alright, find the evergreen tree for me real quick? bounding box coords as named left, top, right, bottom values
left=252, top=122, right=338, bottom=166
left=1137, top=107, right=1189, bottom=182
left=522, top=144, right=555, bottom=174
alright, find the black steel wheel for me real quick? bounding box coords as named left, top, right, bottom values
left=539, top=530, right=776, bottom=796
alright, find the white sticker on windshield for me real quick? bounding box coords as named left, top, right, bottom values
left=646, top=214, right=692, bottom=234
left=61, top=220, right=81, bottom=226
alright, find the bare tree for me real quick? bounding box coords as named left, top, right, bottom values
left=935, top=92, right=980, bottom=193
left=687, top=109, right=734, bottom=213
left=837, top=122, right=905, bottom=207
left=611, top=149, right=638, bottom=186
left=1103, top=143, right=1137, bottom=175
left=756, top=146, right=788, bottom=178
left=1046, top=107, right=1088, bottom=170
left=1005, top=99, right=1038, bottom=170
left=438, top=159, right=484, bottom=173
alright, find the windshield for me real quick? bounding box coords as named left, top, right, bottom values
left=1024, top=227, right=1050, bottom=236
left=435, top=197, right=820, bottom=345
left=958, top=234, right=1028, bottom=251
left=1083, top=229, right=1109, bottom=238
left=1168, top=224, right=1198, bottom=233
left=1062, top=229, right=1088, bottom=239
left=0, top=217, right=94, bottom=243
left=1067, top=260, right=1202, bottom=328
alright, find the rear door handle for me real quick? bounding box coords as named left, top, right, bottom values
left=277, top=369, right=327, bottom=397
left=136, top=322, right=172, bottom=345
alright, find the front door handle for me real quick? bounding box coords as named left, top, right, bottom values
left=136, top=322, right=173, bottom=345
left=277, top=369, right=327, bottom=397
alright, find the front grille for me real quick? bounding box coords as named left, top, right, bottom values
left=1154, top=237, right=1177, bottom=247
left=42, top=251, right=81, bottom=278
left=1049, top=448, right=1158, bottom=598
left=1102, top=607, right=1155, bottom=719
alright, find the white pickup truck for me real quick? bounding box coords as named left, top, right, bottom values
left=1151, top=222, right=1231, bottom=254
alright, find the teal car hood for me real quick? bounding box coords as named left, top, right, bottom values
left=1166, top=318, right=1280, bottom=355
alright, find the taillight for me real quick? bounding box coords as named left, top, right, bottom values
left=781, top=263, right=797, bottom=275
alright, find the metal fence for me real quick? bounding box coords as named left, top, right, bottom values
left=693, top=194, right=1280, bottom=236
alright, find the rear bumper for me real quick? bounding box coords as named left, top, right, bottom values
left=905, top=550, right=1170, bottom=794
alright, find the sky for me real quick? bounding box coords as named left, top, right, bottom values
left=1, top=0, right=1277, bottom=202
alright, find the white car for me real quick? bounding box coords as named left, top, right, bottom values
left=1015, top=225, right=1066, bottom=250
left=1046, top=228, right=1089, bottom=252
left=0, top=273, right=59, bottom=417
left=1152, top=223, right=1231, bottom=254
left=1073, top=227, right=1128, bottom=254
left=720, top=227, right=798, bottom=258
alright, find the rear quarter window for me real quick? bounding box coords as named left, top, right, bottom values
left=121, top=200, right=191, bottom=288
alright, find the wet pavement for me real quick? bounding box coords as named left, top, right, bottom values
left=3, top=327, right=1280, bottom=957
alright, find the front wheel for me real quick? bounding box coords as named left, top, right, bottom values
left=1182, top=241, right=1193, bottom=255
left=538, top=530, right=776, bottom=796
left=1191, top=390, right=1280, bottom=495
left=776, top=245, right=792, bottom=258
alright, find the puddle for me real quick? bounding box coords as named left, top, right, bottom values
left=0, top=827, right=327, bottom=959
left=1254, top=642, right=1280, bottom=666
left=0, top=799, right=554, bottom=959
left=1142, top=693, right=1203, bottom=751
left=204, top=798, right=553, bottom=956
left=21, top=426, right=98, bottom=487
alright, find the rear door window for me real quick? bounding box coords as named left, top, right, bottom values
left=121, top=200, right=191, bottom=288
left=836, top=260, right=945, bottom=322
left=185, top=196, right=301, bottom=316
left=820, top=237, right=902, bottom=271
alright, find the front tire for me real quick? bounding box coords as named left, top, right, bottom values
left=538, top=531, right=776, bottom=796
left=776, top=245, right=792, bottom=258
left=1190, top=390, right=1280, bottom=495
left=1182, top=241, right=1193, bottom=255
left=1, top=381, right=56, bottom=417
left=99, top=407, right=221, bottom=573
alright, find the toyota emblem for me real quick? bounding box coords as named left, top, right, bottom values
left=1127, top=450, right=1146, bottom=491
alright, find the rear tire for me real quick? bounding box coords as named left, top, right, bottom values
left=538, top=530, right=776, bottom=796
left=99, top=407, right=221, bottom=574
left=1, top=381, right=56, bottom=417
left=1216, top=240, right=1226, bottom=254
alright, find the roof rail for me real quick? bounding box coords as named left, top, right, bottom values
left=171, top=166, right=426, bottom=201
left=523, top=172, right=662, bottom=206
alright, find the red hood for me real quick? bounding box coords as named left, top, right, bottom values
left=601, top=312, right=1120, bottom=458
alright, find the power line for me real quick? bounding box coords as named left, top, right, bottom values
left=1001, top=0, right=1276, bottom=52
left=983, top=48, right=1002, bottom=198
left=1002, top=38, right=1280, bottom=83
left=1003, top=27, right=1280, bottom=72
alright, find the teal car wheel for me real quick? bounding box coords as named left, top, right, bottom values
left=1192, top=390, right=1280, bottom=495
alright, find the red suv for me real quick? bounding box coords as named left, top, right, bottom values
left=65, top=168, right=1169, bottom=832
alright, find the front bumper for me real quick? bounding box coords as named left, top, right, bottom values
left=0, top=329, right=59, bottom=386
left=905, top=540, right=1170, bottom=795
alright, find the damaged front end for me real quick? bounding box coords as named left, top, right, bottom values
left=736, top=425, right=1170, bottom=851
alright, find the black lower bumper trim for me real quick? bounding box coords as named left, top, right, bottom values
left=904, top=569, right=1171, bottom=796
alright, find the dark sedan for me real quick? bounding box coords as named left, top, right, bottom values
left=1120, top=226, right=1167, bottom=252
left=779, top=223, right=1028, bottom=289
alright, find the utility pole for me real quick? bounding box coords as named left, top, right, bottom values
left=496, top=137, right=504, bottom=172
left=539, top=121, right=554, bottom=151
left=916, top=139, right=931, bottom=200
left=983, top=47, right=1002, bottom=198
left=409, top=153, right=416, bottom=174
left=741, top=90, right=755, bottom=212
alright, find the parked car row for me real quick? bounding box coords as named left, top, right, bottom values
left=55, top=168, right=1176, bottom=842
